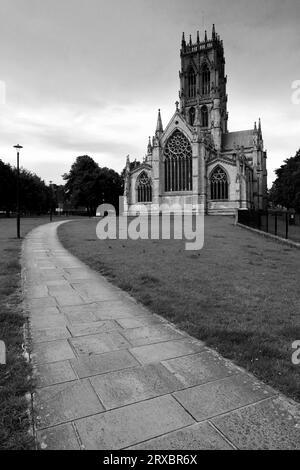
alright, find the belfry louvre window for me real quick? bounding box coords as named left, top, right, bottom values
left=189, top=107, right=195, bottom=126
left=187, top=68, right=196, bottom=98
left=201, top=105, right=208, bottom=127
left=210, top=166, right=228, bottom=200
left=164, top=130, right=193, bottom=192
left=201, top=63, right=210, bottom=95
left=137, top=172, right=152, bottom=202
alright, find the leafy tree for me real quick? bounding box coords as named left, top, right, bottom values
left=63, top=155, right=123, bottom=216
left=0, top=158, right=52, bottom=216
left=270, top=150, right=300, bottom=211
left=0, top=159, right=15, bottom=215
left=63, top=155, right=101, bottom=216
left=98, top=167, right=123, bottom=212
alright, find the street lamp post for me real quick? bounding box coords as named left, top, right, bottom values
left=49, top=180, right=53, bottom=222
left=13, top=145, right=23, bottom=239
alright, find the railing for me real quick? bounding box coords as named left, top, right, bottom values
left=237, top=209, right=300, bottom=243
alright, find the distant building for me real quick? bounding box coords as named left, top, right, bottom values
left=124, top=25, right=267, bottom=215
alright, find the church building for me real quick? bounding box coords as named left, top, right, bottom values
left=123, top=26, right=268, bottom=215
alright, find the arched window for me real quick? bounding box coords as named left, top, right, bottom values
left=187, top=67, right=196, bottom=98
left=189, top=107, right=195, bottom=126
left=164, top=130, right=193, bottom=192
left=201, top=63, right=210, bottom=95
left=201, top=105, right=208, bottom=127
left=137, top=172, right=152, bottom=202
left=210, top=166, right=229, bottom=200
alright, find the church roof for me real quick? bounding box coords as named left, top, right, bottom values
left=222, top=130, right=255, bottom=150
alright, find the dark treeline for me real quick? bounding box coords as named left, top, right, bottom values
left=269, top=149, right=300, bottom=212
left=0, top=159, right=54, bottom=216
left=0, top=155, right=124, bottom=217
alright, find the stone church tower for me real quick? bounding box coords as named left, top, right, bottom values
left=124, top=26, right=268, bottom=215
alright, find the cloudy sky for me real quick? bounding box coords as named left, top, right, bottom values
left=0, top=0, right=299, bottom=186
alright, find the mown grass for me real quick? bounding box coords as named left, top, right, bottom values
left=58, top=216, right=300, bottom=402
left=0, top=216, right=72, bottom=449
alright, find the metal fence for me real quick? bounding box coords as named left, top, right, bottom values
left=237, top=209, right=300, bottom=243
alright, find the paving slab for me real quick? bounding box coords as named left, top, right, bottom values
left=212, top=396, right=300, bottom=450
left=30, top=314, right=66, bottom=330
left=40, top=269, right=66, bottom=281
left=32, top=339, right=75, bottom=364
left=64, top=267, right=97, bottom=280
left=92, top=299, right=149, bottom=319
left=37, top=423, right=80, bottom=450
left=75, top=395, right=195, bottom=449
left=70, top=350, right=139, bottom=378
left=70, top=331, right=131, bottom=356
left=71, top=280, right=120, bottom=302
left=36, top=360, right=77, bottom=388
left=47, top=284, right=77, bottom=295
left=129, top=422, right=234, bottom=450
left=31, top=326, right=70, bottom=343
left=90, top=363, right=183, bottom=409
left=53, top=256, right=83, bottom=268
left=67, top=320, right=121, bottom=337
left=54, top=291, right=85, bottom=307
left=61, top=304, right=98, bottom=323
left=130, top=339, right=205, bottom=364
left=116, top=316, right=164, bottom=329
left=36, top=260, right=55, bottom=268
left=29, top=306, right=61, bottom=318
left=173, top=374, right=275, bottom=421
left=162, top=349, right=240, bottom=387
left=26, top=285, right=49, bottom=299
left=35, top=379, right=104, bottom=429
left=121, top=325, right=185, bottom=346
left=28, top=296, right=57, bottom=311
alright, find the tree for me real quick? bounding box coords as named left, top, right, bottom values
left=0, top=159, right=15, bottom=215
left=63, top=155, right=101, bottom=216
left=270, top=149, right=300, bottom=211
left=0, top=159, right=51, bottom=216
left=63, top=155, right=123, bottom=216
left=98, top=167, right=123, bottom=212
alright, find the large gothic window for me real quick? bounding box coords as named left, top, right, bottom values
left=201, top=105, right=208, bottom=127
left=164, top=130, right=193, bottom=192
left=201, top=63, right=210, bottom=95
left=137, top=172, right=152, bottom=202
left=187, top=67, right=196, bottom=98
left=210, top=166, right=229, bottom=200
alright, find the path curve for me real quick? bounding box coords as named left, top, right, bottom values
left=22, top=221, right=300, bottom=450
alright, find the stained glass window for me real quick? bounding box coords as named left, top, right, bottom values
left=164, top=130, right=193, bottom=192
left=210, top=166, right=229, bottom=200
left=137, top=172, right=152, bottom=202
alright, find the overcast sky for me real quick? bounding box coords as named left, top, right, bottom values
left=0, top=0, right=299, bottom=186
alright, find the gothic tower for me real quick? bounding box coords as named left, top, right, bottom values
left=179, top=25, right=228, bottom=150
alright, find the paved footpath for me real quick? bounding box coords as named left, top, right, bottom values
left=22, top=221, right=300, bottom=450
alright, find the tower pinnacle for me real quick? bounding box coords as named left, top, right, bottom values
left=155, top=109, right=163, bottom=135
left=212, top=24, right=216, bottom=39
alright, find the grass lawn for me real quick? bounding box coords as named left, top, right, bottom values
left=58, top=216, right=300, bottom=402
left=0, top=216, right=77, bottom=450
